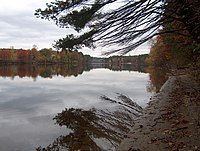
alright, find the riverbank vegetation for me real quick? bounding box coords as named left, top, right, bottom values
left=145, top=1, right=200, bottom=90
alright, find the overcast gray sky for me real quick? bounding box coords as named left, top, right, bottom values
left=0, top=0, right=150, bottom=56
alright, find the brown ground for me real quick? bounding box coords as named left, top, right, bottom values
left=117, top=75, right=200, bottom=151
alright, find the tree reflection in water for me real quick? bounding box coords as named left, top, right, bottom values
left=0, top=63, right=146, bottom=80
left=36, top=94, right=143, bottom=151
left=146, top=67, right=169, bottom=93
left=0, top=64, right=85, bottom=79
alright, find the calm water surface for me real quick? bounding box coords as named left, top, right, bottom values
left=0, top=66, right=152, bottom=151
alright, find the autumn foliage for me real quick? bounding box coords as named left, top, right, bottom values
left=0, top=48, right=84, bottom=66
left=146, top=2, right=200, bottom=91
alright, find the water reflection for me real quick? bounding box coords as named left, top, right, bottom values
left=36, top=94, right=143, bottom=151
left=0, top=63, right=146, bottom=79
left=0, top=65, right=151, bottom=151
left=146, top=67, right=169, bottom=92
left=0, top=64, right=84, bottom=79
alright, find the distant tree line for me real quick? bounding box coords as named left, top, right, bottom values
left=107, top=54, right=148, bottom=66
left=84, top=54, right=148, bottom=72
left=106, top=54, right=148, bottom=72
left=0, top=48, right=84, bottom=66
left=0, top=54, right=149, bottom=79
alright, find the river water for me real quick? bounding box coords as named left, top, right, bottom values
left=0, top=65, right=152, bottom=151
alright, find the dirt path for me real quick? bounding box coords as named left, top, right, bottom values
left=117, top=75, right=200, bottom=151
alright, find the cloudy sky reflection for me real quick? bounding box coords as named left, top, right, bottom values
left=0, top=68, right=151, bottom=151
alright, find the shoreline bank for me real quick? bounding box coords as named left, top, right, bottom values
left=117, top=75, right=200, bottom=151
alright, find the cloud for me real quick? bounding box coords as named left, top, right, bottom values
left=0, top=0, right=150, bottom=56
left=0, top=0, right=69, bottom=49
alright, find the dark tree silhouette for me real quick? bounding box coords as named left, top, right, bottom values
left=36, top=94, right=143, bottom=151
left=35, top=0, right=200, bottom=54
